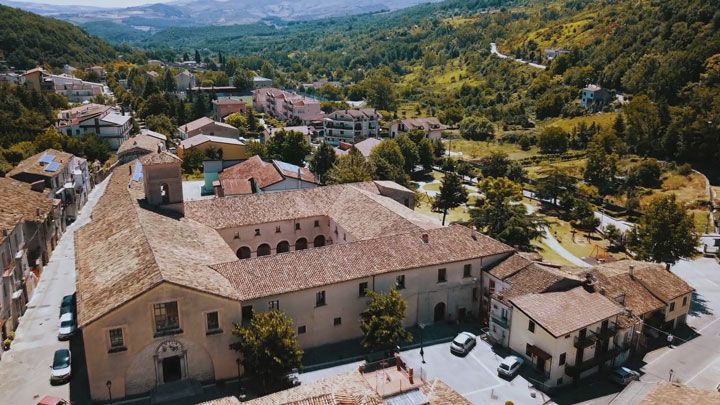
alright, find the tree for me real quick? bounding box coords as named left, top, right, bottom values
left=627, top=195, right=698, bottom=265
left=628, top=158, right=661, bottom=188
left=145, top=114, right=176, bottom=137
left=327, top=147, right=373, bottom=184
left=623, top=95, right=661, bottom=156
left=181, top=147, right=205, bottom=174
left=233, top=70, right=253, bottom=91
left=231, top=310, right=303, bottom=390
left=603, top=224, right=624, bottom=249
left=309, top=142, right=336, bottom=184
left=584, top=143, right=618, bottom=195
left=477, top=152, right=524, bottom=182
left=267, top=131, right=311, bottom=166
left=459, top=116, right=495, bottom=141
left=418, top=138, right=435, bottom=171
left=225, top=112, right=247, bottom=130
left=246, top=109, right=258, bottom=132
left=472, top=177, right=545, bottom=248
left=537, top=127, right=569, bottom=154
left=34, top=127, right=64, bottom=151
left=163, top=68, right=175, bottom=93
left=432, top=139, right=445, bottom=159
left=194, top=49, right=201, bottom=64
left=394, top=134, right=419, bottom=173
left=434, top=172, right=468, bottom=225
left=363, top=69, right=397, bottom=111
left=360, top=290, right=412, bottom=353
left=369, top=139, right=408, bottom=185
left=245, top=140, right=268, bottom=158
left=535, top=168, right=576, bottom=207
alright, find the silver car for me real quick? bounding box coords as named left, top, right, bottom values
left=609, top=367, right=640, bottom=385
left=450, top=332, right=477, bottom=355
left=58, top=312, right=76, bottom=341
left=497, top=355, right=524, bottom=378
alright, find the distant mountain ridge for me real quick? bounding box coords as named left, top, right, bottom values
left=0, top=0, right=444, bottom=41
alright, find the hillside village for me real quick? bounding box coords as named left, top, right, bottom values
left=0, top=0, right=720, bottom=404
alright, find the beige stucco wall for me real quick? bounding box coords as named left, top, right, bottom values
left=508, top=308, right=620, bottom=388
left=83, top=283, right=242, bottom=401
left=664, top=293, right=692, bottom=327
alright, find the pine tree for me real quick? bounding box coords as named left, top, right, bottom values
left=434, top=172, right=468, bottom=225
left=309, top=142, right=337, bottom=184
left=194, top=49, right=201, bottom=64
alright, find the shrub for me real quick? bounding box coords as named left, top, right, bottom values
left=677, top=163, right=693, bottom=176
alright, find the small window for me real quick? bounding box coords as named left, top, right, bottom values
left=463, top=264, right=472, bottom=278
left=241, top=305, right=253, bottom=325
left=525, top=343, right=532, bottom=356
left=275, top=226, right=281, bottom=233
left=359, top=282, right=368, bottom=297
left=254, top=229, right=261, bottom=236
left=472, top=287, right=478, bottom=302
left=682, top=296, right=688, bottom=307
left=528, top=320, right=535, bottom=333
left=153, top=301, right=180, bottom=334
left=109, top=328, right=125, bottom=350
left=295, top=223, right=301, bottom=231
left=437, top=268, right=447, bottom=283
left=333, top=317, right=342, bottom=326
left=396, top=275, right=405, bottom=290
left=234, top=232, right=240, bottom=239
left=669, top=302, right=675, bottom=311
left=268, top=300, right=279, bottom=310
left=314, top=220, right=320, bottom=227
left=316, top=290, right=326, bottom=307
left=206, top=311, right=220, bottom=332
left=559, top=353, right=566, bottom=366
left=298, top=325, right=306, bottom=334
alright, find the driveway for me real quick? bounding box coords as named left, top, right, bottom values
left=0, top=176, right=110, bottom=404
left=300, top=340, right=547, bottom=405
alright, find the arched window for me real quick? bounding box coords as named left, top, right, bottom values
left=160, top=183, right=170, bottom=204
left=295, top=238, right=308, bottom=251
left=237, top=246, right=251, bottom=259
left=257, top=243, right=271, bottom=257
left=276, top=241, right=290, bottom=254
left=313, top=235, right=326, bottom=248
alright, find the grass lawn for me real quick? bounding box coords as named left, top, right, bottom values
left=415, top=196, right=471, bottom=224
left=690, top=209, right=713, bottom=234
left=445, top=139, right=539, bottom=160
left=424, top=182, right=441, bottom=192
left=525, top=158, right=587, bottom=180
left=530, top=239, right=575, bottom=266
left=538, top=112, right=618, bottom=133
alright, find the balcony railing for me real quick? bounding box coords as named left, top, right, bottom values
left=574, top=334, right=599, bottom=349
left=592, top=323, right=617, bottom=340
left=565, top=347, right=620, bottom=377
left=491, top=315, right=509, bottom=329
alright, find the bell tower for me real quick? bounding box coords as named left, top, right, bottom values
left=141, top=151, right=184, bottom=215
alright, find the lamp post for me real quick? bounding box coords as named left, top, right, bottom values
left=106, top=380, right=112, bottom=404
left=669, top=369, right=674, bottom=382
left=419, top=323, right=426, bottom=364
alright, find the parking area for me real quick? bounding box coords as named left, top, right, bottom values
left=299, top=338, right=547, bottom=405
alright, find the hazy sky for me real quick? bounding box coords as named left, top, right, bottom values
left=27, top=0, right=173, bottom=7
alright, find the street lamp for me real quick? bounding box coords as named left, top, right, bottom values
left=106, top=380, right=112, bottom=404
left=419, top=323, right=426, bottom=364
left=669, top=369, right=674, bottom=382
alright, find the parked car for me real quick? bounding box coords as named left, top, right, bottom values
left=59, top=294, right=75, bottom=317
left=58, top=312, right=76, bottom=341
left=50, top=349, right=72, bottom=384
left=37, top=395, right=69, bottom=405
left=497, top=355, right=524, bottom=378
left=608, top=366, right=640, bottom=385
left=450, top=331, right=477, bottom=355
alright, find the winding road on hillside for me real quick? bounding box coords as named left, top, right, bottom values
left=490, top=43, right=547, bottom=69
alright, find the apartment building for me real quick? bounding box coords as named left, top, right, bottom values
left=56, top=104, right=132, bottom=150
left=75, top=153, right=520, bottom=401
left=23, top=67, right=109, bottom=103
left=252, top=88, right=323, bottom=123
left=323, top=108, right=380, bottom=146
left=389, top=117, right=446, bottom=140
left=212, top=98, right=247, bottom=121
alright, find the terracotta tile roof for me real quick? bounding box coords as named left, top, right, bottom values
left=497, top=262, right=582, bottom=305
left=219, top=156, right=284, bottom=192
left=74, top=161, right=239, bottom=327
left=7, top=148, right=73, bottom=179
left=421, top=379, right=472, bottom=405
left=272, top=160, right=318, bottom=184
left=511, top=287, right=623, bottom=337
left=180, top=117, right=237, bottom=134
left=599, top=260, right=694, bottom=303
left=180, top=135, right=245, bottom=149
left=186, top=182, right=441, bottom=239
left=200, top=397, right=241, bottom=405
left=398, top=117, right=446, bottom=132
left=212, top=225, right=513, bottom=300
left=245, top=372, right=380, bottom=405
left=610, top=381, right=720, bottom=404
left=0, top=177, right=54, bottom=244
left=589, top=271, right=665, bottom=317
left=353, top=138, right=382, bottom=158
left=140, top=151, right=181, bottom=166
left=117, top=134, right=164, bottom=156
left=212, top=98, right=246, bottom=106
left=486, top=253, right=533, bottom=280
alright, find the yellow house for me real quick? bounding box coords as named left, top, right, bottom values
left=177, top=135, right=247, bottom=161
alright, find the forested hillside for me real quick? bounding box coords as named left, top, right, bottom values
left=0, top=5, right=116, bottom=69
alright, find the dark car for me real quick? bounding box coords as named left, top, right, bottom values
left=50, top=349, right=72, bottom=384
left=59, top=294, right=75, bottom=317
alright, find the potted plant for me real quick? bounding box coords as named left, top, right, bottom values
left=7, top=331, right=15, bottom=341
left=3, top=338, right=11, bottom=350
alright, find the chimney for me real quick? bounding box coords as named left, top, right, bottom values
left=629, top=264, right=635, bottom=279
left=249, top=177, right=257, bottom=193
left=471, top=225, right=478, bottom=240
left=583, top=273, right=597, bottom=292
left=421, top=233, right=429, bottom=244
left=157, top=144, right=162, bottom=153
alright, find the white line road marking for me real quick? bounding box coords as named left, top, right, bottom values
left=470, top=351, right=505, bottom=385
left=461, top=383, right=504, bottom=397
left=686, top=354, right=720, bottom=384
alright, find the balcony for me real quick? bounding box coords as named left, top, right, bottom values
left=592, top=323, right=617, bottom=340
left=574, top=334, right=599, bottom=349
left=491, top=315, right=509, bottom=329
left=565, top=347, right=620, bottom=377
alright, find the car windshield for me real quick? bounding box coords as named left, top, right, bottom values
left=53, top=351, right=69, bottom=369
left=499, top=364, right=509, bottom=370
left=60, top=320, right=73, bottom=327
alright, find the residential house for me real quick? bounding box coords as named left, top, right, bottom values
left=334, top=137, right=382, bottom=158
left=175, top=70, right=196, bottom=92
left=265, top=126, right=314, bottom=144
left=145, top=71, right=160, bottom=82
left=211, top=155, right=317, bottom=197
left=147, top=60, right=163, bottom=67
left=252, top=88, right=323, bottom=123
left=252, top=76, right=272, bottom=89
left=56, top=104, right=132, bottom=150
left=22, top=67, right=108, bottom=103
left=117, top=134, right=167, bottom=164
left=88, top=66, right=107, bottom=80
left=301, top=79, right=341, bottom=90
left=543, top=48, right=569, bottom=61
left=580, top=84, right=612, bottom=111
left=7, top=149, right=90, bottom=224
left=178, top=117, right=240, bottom=140
left=389, top=117, right=446, bottom=140
left=178, top=135, right=246, bottom=161
left=0, top=177, right=57, bottom=356
left=323, top=108, right=380, bottom=146
left=75, top=153, right=520, bottom=400
left=212, top=98, right=247, bottom=121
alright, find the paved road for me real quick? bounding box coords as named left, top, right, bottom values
left=0, top=176, right=110, bottom=404
left=490, top=43, right=547, bottom=70
left=640, top=258, right=720, bottom=390
left=525, top=203, right=591, bottom=268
